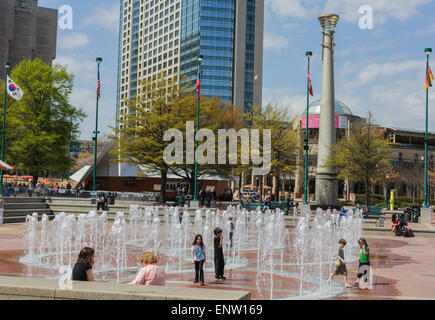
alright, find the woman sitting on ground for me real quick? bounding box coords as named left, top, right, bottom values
left=128, top=252, right=166, bottom=286
left=72, top=247, right=95, bottom=281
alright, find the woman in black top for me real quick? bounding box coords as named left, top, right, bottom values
left=72, top=247, right=95, bottom=281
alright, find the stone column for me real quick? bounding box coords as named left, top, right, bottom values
left=421, top=208, right=432, bottom=226
left=315, top=14, right=339, bottom=207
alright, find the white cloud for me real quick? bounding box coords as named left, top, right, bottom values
left=262, top=87, right=310, bottom=116
left=263, top=32, right=291, bottom=53
left=69, top=88, right=116, bottom=140
left=266, top=0, right=312, bottom=19
left=58, top=33, right=90, bottom=51
left=54, top=53, right=116, bottom=140
left=348, top=60, right=422, bottom=88
left=54, top=55, right=96, bottom=86
left=415, top=23, right=435, bottom=36
left=367, top=79, right=430, bottom=131
left=265, top=0, right=430, bottom=25
left=81, top=3, right=120, bottom=34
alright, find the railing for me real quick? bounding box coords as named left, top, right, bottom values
left=0, top=186, right=160, bottom=202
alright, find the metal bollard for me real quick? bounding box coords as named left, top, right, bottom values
left=379, top=216, right=384, bottom=227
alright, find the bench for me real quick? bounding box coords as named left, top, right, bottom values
left=270, top=201, right=288, bottom=211
left=361, top=205, right=382, bottom=218
left=240, top=200, right=288, bottom=212
left=239, top=200, right=264, bottom=210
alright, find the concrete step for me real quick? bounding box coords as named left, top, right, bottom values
left=4, top=209, right=53, bottom=217
left=2, top=214, right=56, bottom=224
left=3, top=197, right=45, bottom=203
left=50, top=207, right=129, bottom=215
left=4, top=203, right=49, bottom=210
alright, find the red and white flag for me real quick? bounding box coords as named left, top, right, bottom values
left=307, top=66, right=313, bottom=96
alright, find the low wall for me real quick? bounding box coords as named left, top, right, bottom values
left=0, top=276, right=250, bottom=300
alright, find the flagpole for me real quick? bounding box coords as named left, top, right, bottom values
left=92, top=57, right=102, bottom=203
left=193, top=55, right=203, bottom=202
left=1, top=62, right=10, bottom=196
left=424, top=48, right=432, bottom=208
left=304, top=52, right=312, bottom=205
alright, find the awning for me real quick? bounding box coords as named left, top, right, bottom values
left=69, top=165, right=91, bottom=183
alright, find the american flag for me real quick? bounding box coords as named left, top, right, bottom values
left=97, top=69, right=101, bottom=100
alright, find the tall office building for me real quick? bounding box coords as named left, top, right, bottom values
left=0, top=0, right=58, bottom=79
left=116, top=0, right=264, bottom=127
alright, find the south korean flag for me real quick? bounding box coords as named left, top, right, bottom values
left=6, top=75, right=24, bottom=101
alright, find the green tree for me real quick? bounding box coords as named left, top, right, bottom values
left=243, top=103, right=300, bottom=199
left=111, top=74, right=192, bottom=203
left=324, top=116, right=392, bottom=206
left=0, top=58, right=85, bottom=185
left=111, top=73, right=244, bottom=203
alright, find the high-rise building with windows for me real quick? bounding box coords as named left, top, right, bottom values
left=116, top=0, right=263, bottom=127
left=0, top=0, right=57, bottom=79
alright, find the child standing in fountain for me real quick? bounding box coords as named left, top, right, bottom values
left=191, top=234, right=206, bottom=286
left=328, top=239, right=352, bottom=288
left=354, top=238, right=370, bottom=289
left=214, top=228, right=226, bottom=280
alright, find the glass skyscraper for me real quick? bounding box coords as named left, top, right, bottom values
left=116, top=0, right=263, bottom=127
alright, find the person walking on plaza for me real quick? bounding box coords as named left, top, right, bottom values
left=191, top=234, right=206, bottom=286
left=328, top=239, right=352, bottom=288
left=206, top=190, right=212, bottom=208
left=53, top=183, right=59, bottom=197
left=97, top=193, right=105, bottom=211
left=35, top=181, right=42, bottom=197
left=199, top=188, right=205, bottom=206
left=72, top=247, right=95, bottom=281
left=128, top=252, right=166, bottom=286
left=354, top=238, right=371, bottom=289
left=228, top=217, right=234, bottom=248
left=214, top=228, right=226, bottom=280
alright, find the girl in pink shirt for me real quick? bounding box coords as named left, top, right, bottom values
left=128, top=252, right=166, bottom=286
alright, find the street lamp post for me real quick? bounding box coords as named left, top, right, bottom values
left=92, top=57, right=102, bottom=202
left=421, top=155, right=425, bottom=201
left=0, top=62, right=10, bottom=196
left=303, top=51, right=312, bottom=205
left=424, top=48, right=432, bottom=208
left=385, top=174, right=390, bottom=209
left=193, top=55, right=203, bottom=202
left=413, top=154, right=418, bottom=203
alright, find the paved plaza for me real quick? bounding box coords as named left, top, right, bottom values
left=0, top=217, right=434, bottom=300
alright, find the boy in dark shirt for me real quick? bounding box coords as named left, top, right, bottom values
left=328, top=239, right=351, bottom=288
left=213, top=228, right=226, bottom=280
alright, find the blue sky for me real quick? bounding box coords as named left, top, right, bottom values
left=39, top=0, right=435, bottom=140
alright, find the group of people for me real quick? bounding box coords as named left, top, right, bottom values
left=328, top=238, right=371, bottom=290
left=71, top=227, right=230, bottom=287
left=1, top=180, right=73, bottom=197
left=391, top=213, right=414, bottom=237
left=191, top=228, right=226, bottom=285
left=72, top=233, right=371, bottom=291
left=198, top=189, right=216, bottom=208
left=71, top=247, right=166, bottom=286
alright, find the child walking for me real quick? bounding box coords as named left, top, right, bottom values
left=213, top=228, right=226, bottom=280
left=328, top=239, right=352, bottom=288
left=228, top=217, right=234, bottom=248
left=191, top=234, right=206, bottom=286
left=354, top=238, right=370, bottom=289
